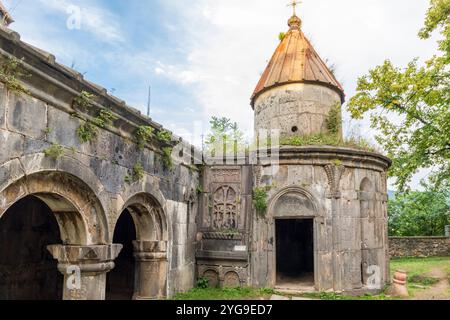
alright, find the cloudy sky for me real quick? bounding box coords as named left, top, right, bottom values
left=2, top=0, right=437, bottom=189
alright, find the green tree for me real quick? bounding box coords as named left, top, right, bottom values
left=205, top=117, right=246, bottom=156
left=348, top=0, right=450, bottom=191
left=388, top=186, right=450, bottom=236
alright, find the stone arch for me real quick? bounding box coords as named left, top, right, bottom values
left=117, top=193, right=168, bottom=242
left=107, top=192, right=168, bottom=300
left=268, top=186, right=321, bottom=219
left=266, top=186, right=322, bottom=288
left=223, top=271, right=241, bottom=288
left=203, top=269, right=220, bottom=288
left=0, top=171, right=108, bottom=245
left=0, top=195, right=64, bottom=299
left=360, top=177, right=374, bottom=192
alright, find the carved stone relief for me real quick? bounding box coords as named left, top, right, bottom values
left=212, top=185, right=238, bottom=230
left=324, top=164, right=345, bottom=199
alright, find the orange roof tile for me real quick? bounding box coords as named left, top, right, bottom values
left=251, top=15, right=345, bottom=107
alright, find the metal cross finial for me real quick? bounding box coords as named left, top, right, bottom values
left=287, top=0, right=302, bottom=16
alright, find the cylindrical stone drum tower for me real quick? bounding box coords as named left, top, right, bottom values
left=250, top=13, right=391, bottom=294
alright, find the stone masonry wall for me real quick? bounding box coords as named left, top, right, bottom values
left=389, top=237, right=450, bottom=258
left=253, top=83, right=342, bottom=139
left=0, top=26, right=200, bottom=298
left=251, top=147, right=391, bottom=293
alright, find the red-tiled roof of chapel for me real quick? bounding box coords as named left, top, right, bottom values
left=251, top=15, right=345, bottom=107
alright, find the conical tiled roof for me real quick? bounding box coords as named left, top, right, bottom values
left=251, top=15, right=344, bottom=107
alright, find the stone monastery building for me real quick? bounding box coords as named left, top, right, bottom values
left=0, top=3, right=391, bottom=299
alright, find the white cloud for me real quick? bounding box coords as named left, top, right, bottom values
left=153, top=61, right=203, bottom=85
left=38, top=0, right=124, bottom=44
left=160, top=0, right=435, bottom=137
left=158, top=0, right=436, bottom=189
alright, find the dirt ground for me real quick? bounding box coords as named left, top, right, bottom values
left=412, top=266, right=449, bottom=300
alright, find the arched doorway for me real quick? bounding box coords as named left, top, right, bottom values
left=0, top=171, right=109, bottom=300
left=106, top=194, right=168, bottom=300
left=106, top=209, right=136, bottom=300
left=0, top=196, right=63, bottom=300
left=268, top=187, right=320, bottom=290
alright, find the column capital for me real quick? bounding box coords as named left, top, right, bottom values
left=133, top=241, right=167, bottom=261
left=46, top=244, right=123, bottom=300
left=47, top=244, right=123, bottom=274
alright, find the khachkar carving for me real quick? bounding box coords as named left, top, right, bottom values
left=324, top=164, right=345, bottom=199
left=212, top=185, right=238, bottom=229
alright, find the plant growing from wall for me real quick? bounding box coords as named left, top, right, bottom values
left=0, top=57, right=31, bottom=94
left=73, top=90, right=94, bottom=110
left=92, top=108, right=118, bottom=128
left=280, top=133, right=376, bottom=152
left=76, top=108, right=118, bottom=143
left=326, top=103, right=342, bottom=136
left=44, top=143, right=64, bottom=160
left=125, top=163, right=145, bottom=184
left=196, top=185, right=204, bottom=194
left=77, top=121, right=98, bottom=143
left=156, top=129, right=172, bottom=144
left=162, top=146, right=174, bottom=170
left=253, top=186, right=271, bottom=217
left=196, top=278, right=209, bottom=289
left=135, top=126, right=154, bottom=150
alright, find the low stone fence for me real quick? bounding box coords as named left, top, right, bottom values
left=389, top=236, right=450, bottom=258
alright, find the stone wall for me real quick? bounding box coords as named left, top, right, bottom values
left=196, top=165, right=252, bottom=288
left=251, top=146, right=391, bottom=293
left=253, top=83, right=342, bottom=139
left=389, top=237, right=450, bottom=258
left=0, top=26, right=199, bottom=298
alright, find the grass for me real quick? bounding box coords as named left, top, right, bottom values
left=298, top=292, right=394, bottom=301
left=279, top=133, right=378, bottom=152
left=172, top=257, right=450, bottom=300
left=173, top=287, right=275, bottom=300
left=390, top=256, right=450, bottom=297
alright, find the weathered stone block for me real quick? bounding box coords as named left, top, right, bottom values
left=23, top=137, right=51, bottom=156
left=0, top=158, right=24, bottom=196
left=0, top=129, right=24, bottom=164
left=173, top=223, right=188, bottom=245
left=0, top=84, right=6, bottom=129
left=287, top=165, right=313, bottom=186
left=361, top=218, right=385, bottom=249
left=341, top=250, right=363, bottom=290
left=7, top=92, right=46, bottom=139
left=337, top=217, right=361, bottom=251
left=47, top=107, right=80, bottom=148
left=316, top=251, right=333, bottom=291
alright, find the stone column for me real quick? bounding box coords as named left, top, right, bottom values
left=47, top=244, right=122, bottom=300
left=132, top=240, right=168, bottom=300
left=324, top=164, right=345, bottom=292
left=445, top=226, right=450, bottom=237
